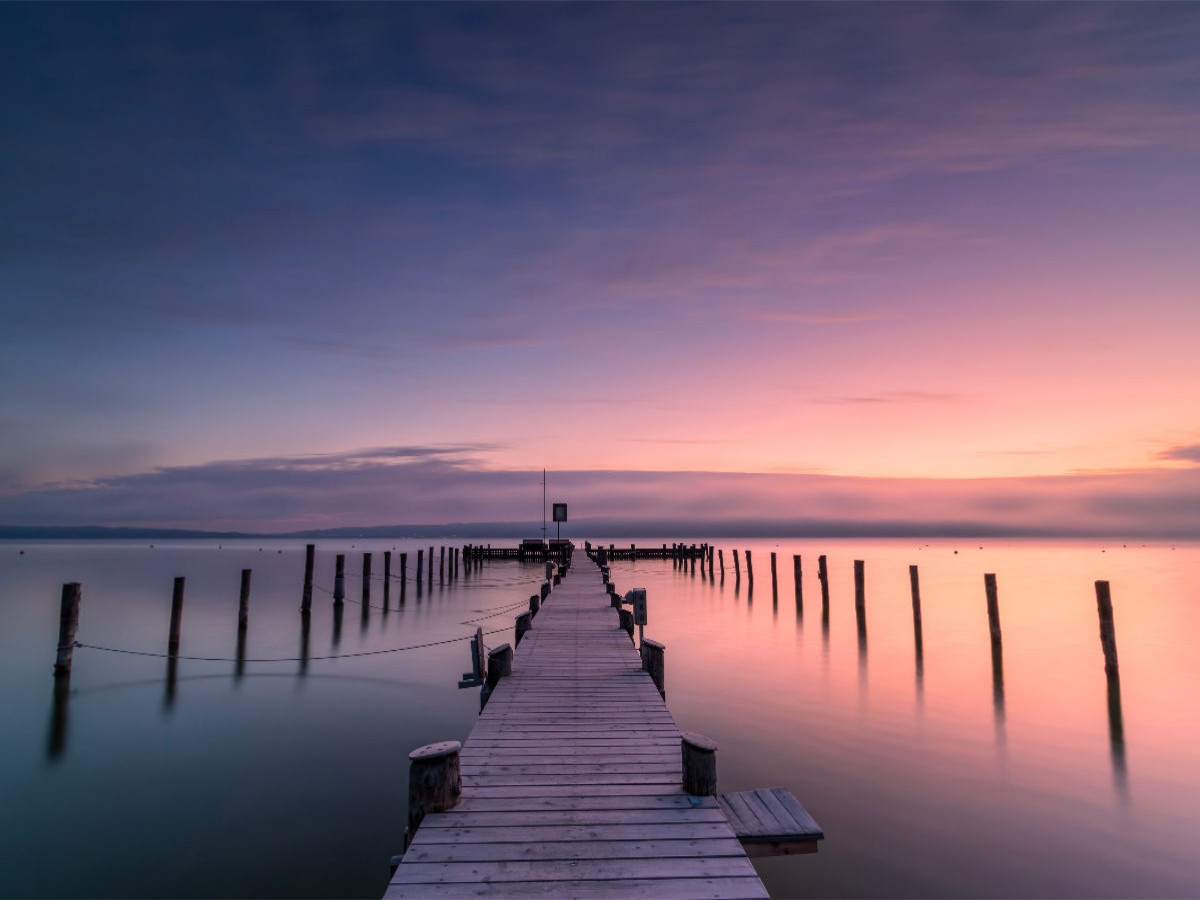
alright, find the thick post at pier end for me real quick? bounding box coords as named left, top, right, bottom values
left=54, top=582, right=81, bottom=677
left=529, top=594, right=540, bottom=617
left=406, top=741, right=462, bottom=851
left=681, top=731, right=718, bottom=796
left=641, top=638, right=665, bottom=699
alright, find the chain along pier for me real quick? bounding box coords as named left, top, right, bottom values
left=390, top=544, right=822, bottom=899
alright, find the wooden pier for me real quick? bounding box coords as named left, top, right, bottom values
left=388, top=548, right=769, bottom=899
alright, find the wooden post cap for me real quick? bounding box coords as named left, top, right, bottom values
left=409, top=740, right=461, bottom=762
left=681, top=731, right=717, bottom=752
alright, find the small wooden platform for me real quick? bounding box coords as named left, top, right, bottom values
left=717, top=788, right=824, bottom=858
left=388, top=549, right=768, bottom=899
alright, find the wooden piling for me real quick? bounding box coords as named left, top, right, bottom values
left=168, top=576, right=185, bottom=653
left=439, top=546, right=445, bottom=584
left=745, top=550, right=754, bottom=585
left=618, top=607, right=635, bottom=640
left=54, top=582, right=81, bottom=677
left=399, top=553, right=407, bottom=602
left=416, top=549, right=424, bottom=584
left=985, top=573, right=1002, bottom=643
left=854, top=560, right=865, bottom=612
left=733, top=549, right=741, bottom=579
left=909, top=565, right=922, bottom=626
left=770, top=552, right=778, bottom=597
left=301, top=544, right=315, bottom=613
left=383, top=551, right=391, bottom=610
left=719, top=548, right=724, bottom=576
left=641, top=638, right=665, bottom=699
left=793, top=555, right=802, bottom=611
left=515, top=611, right=532, bottom=647
left=529, top=594, right=540, bottom=617
left=1095, top=581, right=1119, bottom=675
left=818, top=554, right=829, bottom=615
left=334, top=554, right=345, bottom=603
left=362, top=553, right=372, bottom=604
left=428, top=546, right=434, bottom=586
left=406, top=741, right=462, bottom=850
left=681, top=731, right=717, bottom=796
left=540, top=581, right=550, bottom=602
left=238, top=568, right=251, bottom=631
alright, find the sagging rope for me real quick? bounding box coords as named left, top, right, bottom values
left=74, top=625, right=513, bottom=665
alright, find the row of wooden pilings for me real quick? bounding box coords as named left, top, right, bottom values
left=51, top=542, right=529, bottom=682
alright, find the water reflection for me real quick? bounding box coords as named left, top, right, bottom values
left=235, top=626, right=247, bottom=682
left=1107, top=672, right=1128, bottom=798
left=164, top=654, right=179, bottom=710
left=990, top=637, right=1006, bottom=748
left=299, top=610, right=311, bottom=677
left=332, top=602, right=344, bottom=649
left=46, top=675, right=70, bottom=762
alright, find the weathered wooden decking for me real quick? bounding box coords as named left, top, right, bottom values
left=387, top=549, right=768, bottom=899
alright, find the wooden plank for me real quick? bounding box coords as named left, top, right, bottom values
left=418, top=809, right=730, bottom=827
left=389, top=857, right=758, bottom=884
left=409, top=823, right=738, bottom=843
left=403, top=837, right=747, bottom=863
left=385, top=877, right=768, bottom=899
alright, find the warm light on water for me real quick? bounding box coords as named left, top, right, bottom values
left=1, top=538, right=1198, bottom=897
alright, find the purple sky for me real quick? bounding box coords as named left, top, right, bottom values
left=2, top=3, right=1198, bottom=534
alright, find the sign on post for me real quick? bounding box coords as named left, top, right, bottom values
left=552, top=503, right=568, bottom=522
left=627, top=588, right=648, bottom=626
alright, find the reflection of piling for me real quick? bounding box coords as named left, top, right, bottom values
left=164, top=654, right=178, bottom=709
left=235, top=624, right=247, bottom=681
left=334, top=555, right=345, bottom=603
left=168, top=577, right=185, bottom=653
left=301, top=544, right=315, bottom=612
left=332, top=602, right=344, bottom=649
left=54, top=582, right=81, bottom=677
left=299, top=610, right=311, bottom=677
left=383, top=551, right=392, bottom=610
left=238, top=569, right=251, bottom=631
left=47, top=673, right=70, bottom=761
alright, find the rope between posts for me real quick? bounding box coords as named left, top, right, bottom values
left=74, top=627, right=512, bottom=664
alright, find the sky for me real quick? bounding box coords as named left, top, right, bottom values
left=2, top=2, right=1199, bottom=535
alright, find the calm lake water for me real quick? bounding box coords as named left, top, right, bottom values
left=1, top=537, right=1198, bottom=898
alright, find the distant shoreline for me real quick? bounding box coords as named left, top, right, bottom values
left=2, top=523, right=1196, bottom=541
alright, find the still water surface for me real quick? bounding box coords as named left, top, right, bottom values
left=1, top=538, right=1197, bottom=897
